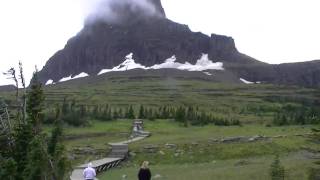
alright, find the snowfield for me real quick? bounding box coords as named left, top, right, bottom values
left=59, top=75, right=73, bottom=82
left=45, top=79, right=54, bottom=85
left=98, top=53, right=147, bottom=75
left=54, top=53, right=224, bottom=84
left=240, top=78, right=262, bottom=84
left=58, top=72, right=89, bottom=83
left=203, top=72, right=213, bottom=76
left=98, top=53, right=224, bottom=75
left=240, top=78, right=254, bottom=84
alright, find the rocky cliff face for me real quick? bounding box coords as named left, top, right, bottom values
left=38, top=0, right=320, bottom=87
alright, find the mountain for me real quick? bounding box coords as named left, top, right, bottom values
left=0, top=85, right=16, bottom=92
left=38, top=0, right=320, bottom=87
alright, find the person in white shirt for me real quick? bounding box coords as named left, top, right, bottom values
left=83, top=162, right=96, bottom=180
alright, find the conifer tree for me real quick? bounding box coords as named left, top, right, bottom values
left=26, top=70, right=45, bottom=134
left=113, top=109, right=119, bottom=120
left=139, top=105, right=145, bottom=119
left=270, top=155, right=285, bottom=180
left=48, top=106, right=62, bottom=156
left=23, top=135, right=49, bottom=180
left=61, top=98, right=69, bottom=116
left=48, top=106, right=70, bottom=179
left=118, top=108, right=123, bottom=119
left=0, top=156, right=17, bottom=180
left=175, top=106, right=186, bottom=124
left=1, top=67, right=69, bottom=180
left=128, top=105, right=135, bottom=119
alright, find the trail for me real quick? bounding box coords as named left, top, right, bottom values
left=70, top=134, right=149, bottom=180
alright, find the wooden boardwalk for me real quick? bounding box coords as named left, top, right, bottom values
left=70, top=157, right=122, bottom=180
left=70, top=136, right=148, bottom=180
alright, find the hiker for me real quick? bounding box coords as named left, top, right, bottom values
left=138, top=161, right=151, bottom=180
left=83, top=162, right=96, bottom=180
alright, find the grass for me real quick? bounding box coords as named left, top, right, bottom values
left=98, top=152, right=317, bottom=180
left=127, top=120, right=316, bottom=165
left=44, top=120, right=133, bottom=165
left=132, top=120, right=313, bottom=145
left=2, top=76, right=318, bottom=119
left=57, top=119, right=318, bottom=179
left=1, top=76, right=319, bottom=179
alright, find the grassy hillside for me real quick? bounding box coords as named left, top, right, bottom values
left=2, top=71, right=318, bottom=124
left=1, top=71, right=319, bottom=179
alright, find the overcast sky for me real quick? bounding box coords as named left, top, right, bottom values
left=0, top=0, right=320, bottom=86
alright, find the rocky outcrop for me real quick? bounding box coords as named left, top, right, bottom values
left=227, top=60, right=320, bottom=87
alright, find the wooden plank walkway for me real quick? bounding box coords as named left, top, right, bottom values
left=70, top=136, right=148, bottom=180
left=70, top=158, right=122, bottom=180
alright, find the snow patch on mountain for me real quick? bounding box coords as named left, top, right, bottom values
left=98, top=53, right=147, bottom=75
left=58, top=72, right=89, bottom=82
left=59, top=75, right=73, bottom=82
left=98, top=53, right=224, bottom=75
left=73, top=72, right=89, bottom=79
left=179, top=54, right=224, bottom=71
left=115, top=53, right=148, bottom=71
left=45, top=79, right=54, bottom=85
left=203, top=72, right=212, bottom=76
left=150, top=56, right=185, bottom=69
left=240, top=78, right=254, bottom=84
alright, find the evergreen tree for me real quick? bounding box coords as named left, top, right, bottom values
left=113, top=109, right=119, bottom=120
left=92, top=105, right=99, bottom=119
left=0, top=156, right=17, bottom=180
left=79, top=105, right=87, bottom=117
left=270, top=155, right=285, bottom=180
left=23, top=135, right=49, bottom=180
left=175, top=106, right=186, bottom=123
left=13, top=123, right=33, bottom=180
left=1, top=65, right=69, bottom=180
left=104, top=108, right=112, bottom=121
left=147, top=108, right=155, bottom=121
left=186, top=106, right=195, bottom=122
left=118, top=108, right=123, bottom=119
left=139, top=105, right=145, bottom=119
left=26, top=71, right=45, bottom=134
left=61, top=98, right=69, bottom=116
left=47, top=106, right=70, bottom=179
left=128, top=105, right=135, bottom=119
left=70, top=99, right=76, bottom=112
left=161, top=106, right=169, bottom=119
left=48, top=107, right=62, bottom=156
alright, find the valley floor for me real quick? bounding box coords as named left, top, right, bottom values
left=59, top=120, right=319, bottom=180
left=98, top=151, right=316, bottom=180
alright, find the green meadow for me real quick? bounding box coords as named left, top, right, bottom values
left=1, top=74, right=319, bottom=179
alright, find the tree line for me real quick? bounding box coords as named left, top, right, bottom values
left=44, top=102, right=241, bottom=127
left=273, top=104, right=320, bottom=126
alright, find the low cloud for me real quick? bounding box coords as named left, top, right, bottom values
left=83, top=0, right=163, bottom=25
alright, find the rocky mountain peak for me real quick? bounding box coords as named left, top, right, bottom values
left=37, top=0, right=320, bottom=88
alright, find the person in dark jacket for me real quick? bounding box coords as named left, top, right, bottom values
left=138, top=161, right=151, bottom=180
